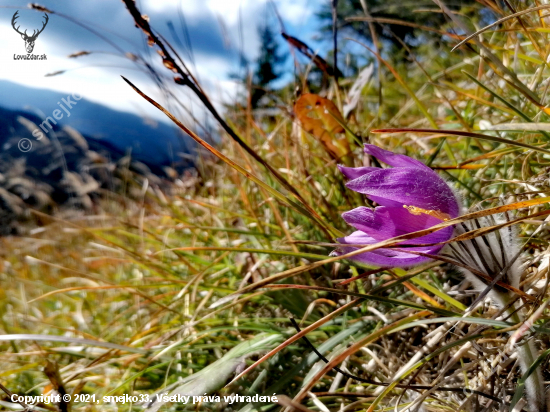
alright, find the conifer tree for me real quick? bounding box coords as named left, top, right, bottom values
left=250, top=23, right=286, bottom=108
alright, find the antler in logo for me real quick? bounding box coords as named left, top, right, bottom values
left=12, top=11, right=49, bottom=54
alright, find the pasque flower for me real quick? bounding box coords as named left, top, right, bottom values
left=333, top=144, right=460, bottom=267
left=334, top=145, right=546, bottom=410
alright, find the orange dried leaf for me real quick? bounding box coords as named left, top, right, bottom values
left=295, top=94, right=349, bottom=160
left=295, top=94, right=344, bottom=136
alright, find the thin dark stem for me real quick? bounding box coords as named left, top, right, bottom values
left=0, top=382, right=38, bottom=411
left=120, top=0, right=335, bottom=238
left=332, top=0, right=339, bottom=82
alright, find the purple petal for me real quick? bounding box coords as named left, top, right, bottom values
left=335, top=145, right=459, bottom=269
left=335, top=230, right=375, bottom=245
left=337, top=249, right=432, bottom=267
left=345, top=168, right=459, bottom=217
left=333, top=231, right=433, bottom=267
left=364, top=144, right=429, bottom=170
left=342, top=206, right=454, bottom=245
left=337, top=165, right=378, bottom=180
left=341, top=207, right=377, bottom=234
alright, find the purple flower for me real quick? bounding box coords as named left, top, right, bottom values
left=333, top=144, right=460, bottom=267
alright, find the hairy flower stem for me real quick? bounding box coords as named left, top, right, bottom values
left=500, top=293, right=545, bottom=412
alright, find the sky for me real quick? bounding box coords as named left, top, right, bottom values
left=0, top=0, right=321, bottom=123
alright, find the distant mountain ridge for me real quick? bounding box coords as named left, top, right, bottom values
left=0, top=104, right=189, bottom=235
left=0, top=79, right=193, bottom=168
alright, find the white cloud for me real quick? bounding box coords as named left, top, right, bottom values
left=143, top=0, right=314, bottom=59
left=0, top=18, right=228, bottom=124
left=277, top=0, right=314, bottom=26
left=0, top=0, right=316, bottom=122
left=0, top=25, right=163, bottom=121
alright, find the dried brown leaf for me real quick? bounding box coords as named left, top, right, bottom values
left=295, top=94, right=349, bottom=160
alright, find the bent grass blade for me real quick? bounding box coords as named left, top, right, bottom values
left=121, top=76, right=342, bottom=238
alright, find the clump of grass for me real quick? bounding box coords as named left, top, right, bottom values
left=2, top=1, right=550, bottom=411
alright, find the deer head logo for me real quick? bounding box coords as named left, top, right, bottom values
left=11, top=11, right=49, bottom=54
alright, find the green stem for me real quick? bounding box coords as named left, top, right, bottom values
left=500, top=293, right=545, bottom=412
